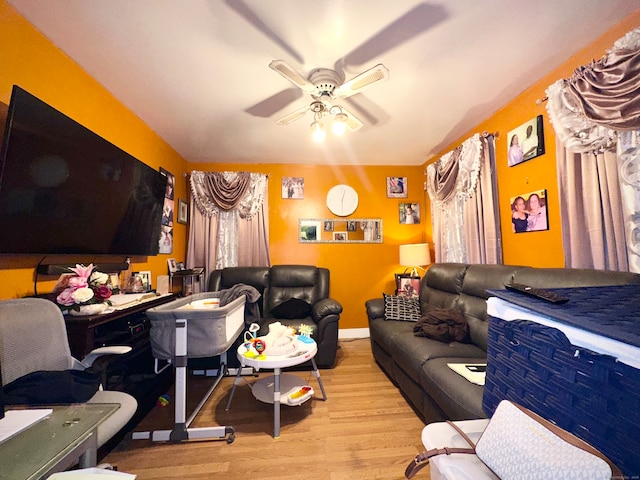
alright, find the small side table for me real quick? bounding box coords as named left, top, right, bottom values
left=226, top=336, right=327, bottom=438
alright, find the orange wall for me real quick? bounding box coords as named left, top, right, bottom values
left=1, top=1, right=639, bottom=330
left=187, top=162, right=427, bottom=329
left=0, top=1, right=188, bottom=299
left=426, top=10, right=640, bottom=268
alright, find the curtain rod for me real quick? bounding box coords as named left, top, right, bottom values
left=536, top=96, right=548, bottom=105
left=482, top=131, right=499, bottom=139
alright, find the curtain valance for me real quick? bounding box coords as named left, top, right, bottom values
left=190, top=171, right=267, bottom=219
left=546, top=27, right=640, bottom=153
left=426, top=133, right=482, bottom=206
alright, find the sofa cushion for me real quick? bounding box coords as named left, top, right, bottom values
left=420, top=356, right=487, bottom=420
left=270, top=297, right=312, bottom=319
left=383, top=293, right=420, bottom=321
left=385, top=329, right=486, bottom=384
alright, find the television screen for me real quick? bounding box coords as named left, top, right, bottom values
left=0, top=86, right=166, bottom=255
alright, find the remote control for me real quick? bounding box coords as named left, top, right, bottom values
left=504, top=283, right=569, bottom=304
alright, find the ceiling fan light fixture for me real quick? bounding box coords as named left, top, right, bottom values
left=311, top=121, right=326, bottom=142
left=332, top=112, right=348, bottom=135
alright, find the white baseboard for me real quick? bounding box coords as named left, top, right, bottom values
left=338, top=328, right=370, bottom=339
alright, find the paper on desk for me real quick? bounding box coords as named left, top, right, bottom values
left=49, top=468, right=136, bottom=479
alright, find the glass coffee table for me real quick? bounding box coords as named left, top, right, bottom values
left=226, top=336, right=327, bottom=438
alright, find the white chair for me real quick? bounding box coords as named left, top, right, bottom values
left=0, top=297, right=137, bottom=449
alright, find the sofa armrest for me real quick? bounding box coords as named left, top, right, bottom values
left=312, top=298, right=343, bottom=321
left=365, top=298, right=385, bottom=321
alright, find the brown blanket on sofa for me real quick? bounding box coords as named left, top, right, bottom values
left=413, top=307, right=469, bottom=343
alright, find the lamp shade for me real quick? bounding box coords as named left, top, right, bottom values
left=399, top=243, right=431, bottom=267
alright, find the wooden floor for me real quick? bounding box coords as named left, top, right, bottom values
left=103, top=338, right=429, bottom=479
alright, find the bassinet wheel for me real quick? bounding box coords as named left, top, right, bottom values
left=227, top=433, right=235, bottom=444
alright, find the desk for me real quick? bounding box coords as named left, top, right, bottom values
left=227, top=337, right=327, bottom=438
left=0, top=404, right=119, bottom=480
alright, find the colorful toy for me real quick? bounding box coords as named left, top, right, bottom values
left=285, top=385, right=314, bottom=406
left=297, top=323, right=314, bottom=343
left=157, top=393, right=170, bottom=407
left=253, top=338, right=266, bottom=354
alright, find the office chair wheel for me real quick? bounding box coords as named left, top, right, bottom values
left=227, top=433, right=235, bottom=444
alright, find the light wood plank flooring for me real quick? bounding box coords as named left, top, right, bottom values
left=103, top=338, right=428, bottom=479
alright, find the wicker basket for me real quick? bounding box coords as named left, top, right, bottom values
left=483, top=316, right=640, bottom=478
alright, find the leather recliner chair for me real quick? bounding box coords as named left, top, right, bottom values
left=208, top=265, right=342, bottom=368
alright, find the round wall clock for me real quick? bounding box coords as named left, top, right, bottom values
left=326, top=184, right=359, bottom=216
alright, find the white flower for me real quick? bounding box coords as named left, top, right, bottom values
left=72, top=287, right=95, bottom=304
left=90, top=271, right=109, bottom=285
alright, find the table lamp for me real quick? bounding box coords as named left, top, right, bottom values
left=399, top=243, right=432, bottom=277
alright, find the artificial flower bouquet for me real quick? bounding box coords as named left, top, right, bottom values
left=53, top=263, right=113, bottom=314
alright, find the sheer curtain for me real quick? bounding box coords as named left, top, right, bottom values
left=547, top=27, right=640, bottom=271
left=187, top=171, right=270, bottom=288
left=427, top=133, right=501, bottom=264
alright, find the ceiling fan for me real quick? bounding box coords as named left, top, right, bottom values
left=269, top=59, right=389, bottom=138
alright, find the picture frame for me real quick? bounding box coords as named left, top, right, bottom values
left=386, top=176, right=408, bottom=198
left=507, top=115, right=545, bottom=167
left=137, top=270, right=151, bottom=291
left=333, top=232, right=347, bottom=241
left=323, top=220, right=334, bottom=232
left=282, top=176, right=304, bottom=199
left=395, top=273, right=420, bottom=298
left=347, top=220, right=357, bottom=232
left=177, top=199, right=188, bottom=224
left=510, top=189, right=549, bottom=233
left=167, top=258, right=178, bottom=273
left=158, top=167, right=175, bottom=254
left=399, top=202, right=420, bottom=224
left=299, top=219, right=321, bottom=241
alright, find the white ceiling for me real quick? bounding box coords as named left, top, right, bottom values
left=8, top=0, right=640, bottom=165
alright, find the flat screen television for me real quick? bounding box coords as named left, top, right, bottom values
left=0, top=86, right=167, bottom=256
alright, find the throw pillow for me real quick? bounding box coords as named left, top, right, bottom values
left=270, top=298, right=312, bottom=319
left=413, top=307, right=470, bottom=343
left=383, top=293, right=421, bottom=322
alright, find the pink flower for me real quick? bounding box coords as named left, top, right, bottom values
left=67, top=276, right=88, bottom=288
left=56, top=288, right=76, bottom=306
left=69, top=263, right=95, bottom=281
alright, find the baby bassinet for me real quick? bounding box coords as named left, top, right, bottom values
left=136, top=293, right=246, bottom=443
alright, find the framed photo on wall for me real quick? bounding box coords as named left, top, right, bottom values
left=399, top=202, right=420, bottom=224
left=386, top=176, right=408, bottom=198
left=507, top=115, right=545, bottom=167
left=282, top=176, right=304, bottom=199
left=158, top=167, right=175, bottom=254
left=177, top=199, right=188, bottom=224
left=510, top=189, right=548, bottom=233
left=333, top=232, right=347, bottom=241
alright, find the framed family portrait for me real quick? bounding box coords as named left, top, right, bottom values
left=282, top=176, right=304, bottom=199
left=386, top=176, right=408, bottom=198
left=507, top=115, right=545, bottom=167
left=323, top=220, right=334, bottom=232
left=510, top=189, right=549, bottom=233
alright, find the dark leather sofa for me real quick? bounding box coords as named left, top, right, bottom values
left=365, top=262, right=640, bottom=423
left=208, top=265, right=342, bottom=368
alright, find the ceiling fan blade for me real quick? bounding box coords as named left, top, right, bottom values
left=340, top=105, right=364, bottom=132
left=245, top=88, right=303, bottom=118
left=275, top=105, right=310, bottom=125
left=224, top=0, right=304, bottom=64
left=338, top=3, right=449, bottom=69
left=335, top=64, right=389, bottom=99
left=269, top=60, right=317, bottom=95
